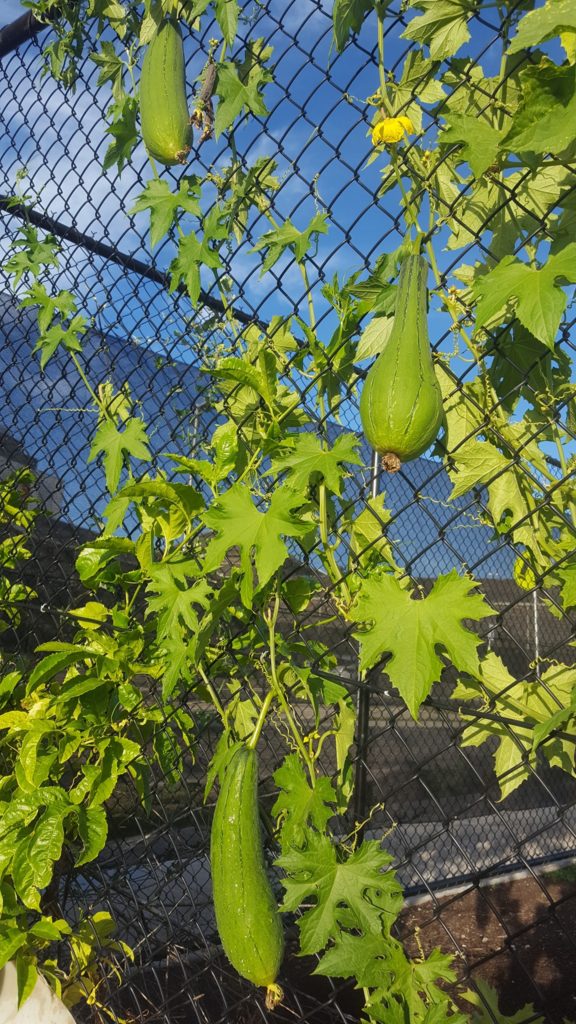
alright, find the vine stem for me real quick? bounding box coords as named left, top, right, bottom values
left=375, top=4, right=392, bottom=115
left=552, top=429, right=576, bottom=524
left=198, top=662, right=227, bottom=725
left=425, top=230, right=490, bottom=404
left=299, top=261, right=317, bottom=337
left=265, top=591, right=316, bottom=785
left=247, top=690, right=274, bottom=750
left=390, top=152, right=420, bottom=235
left=70, top=353, right=108, bottom=417
left=319, top=481, right=352, bottom=607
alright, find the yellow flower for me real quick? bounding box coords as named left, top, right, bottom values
left=371, top=115, right=415, bottom=146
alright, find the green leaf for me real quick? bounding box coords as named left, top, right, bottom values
left=169, top=228, right=223, bottom=305
left=120, top=479, right=204, bottom=540
left=29, top=918, right=65, bottom=941
left=17, top=731, right=54, bottom=789
left=13, top=836, right=41, bottom=910
left=210, top=355, right=277, bottom=409
left=282, top=576, right=319, bottom=613
left=272, top=755, right=336, bottom=849
left=90, top=40, right=126, bottom=103
left=472, top=246, right=576, bottom=348
left=268, top=433, right=361, bottom=495
left=28, top=806, right=66, bottom=889
left=3, top=226, right=60, bottom=286
left=88, top=417, right=151, bottom=493
left=31, top=314, right=86, bottom=370
left=153, top=726, right=183, bottom=784
left=332, top=0, right=374, bottom=52
left=461, top=980, right=544, bottom=1024
left=356, top=314, right=394, bottom=361
left=493, top=734, right=531, bottom=800
left=532, top=702, right=576, bottom=750
left=394, top=51, right=445, bottom=117
left=314, top=931, right=405, bottom=987
left=75, top=537, right=134, bottom=586
left=0, top=719, right=47, bottom=746
left=214, top=0, right=238, bottom=44
left=441, top=112, right=505, bottom=177
left=74, top=804, right=108, bottom=866
left=203, top=483, right=310, bottom=607
left=29, top=649, right=87, bottom=689
left=489, top=323, right=561, bottom=412
left=457, top=656, right=576, bottom=800
left=401, top=0, right=472, bottom=60
left=502, top=64, right=576, bottom=156
left=204, top=736, right=244, bottom=801
left=278, top=831, right=401, bottom=955
left=218, top=157, right=280, bottom=242
left=507, top=0, right=576, bottom=54
left=214, top=41, right=273, bottom=137
left=349, top=570, right=491, bottom=718
left=15, top=956, right=37, bottom=1008
left=0, top=928, right=27, bottom=971
left=103, top=95, right=139, bottom=173
left=87, top=0, right=128, bottom=35
left=348, top=493, right=397, bottom=572
left=558, top=564, right=576, bottom=609
left=447, top=438, right=530, bottom=536
left=130, top=176, right=202, bottom=248
left=53, top=676, right=105, bottom=703
left=146, top=562, right=212, bottom=638
left=251, top=213, right=328, bottom=274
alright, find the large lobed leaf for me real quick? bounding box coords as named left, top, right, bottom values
left=350, top=570, right=491, bottom=718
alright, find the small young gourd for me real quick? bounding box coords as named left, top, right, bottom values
left=210, top=745, right=284, bottom=1009
left=139, top=18, right=192, bottom=166
left=359, top=253, right=443, bottom=472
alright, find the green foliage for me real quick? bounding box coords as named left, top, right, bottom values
left=507, top=0, right=576, bottom=55
left=89, top=415, right=152, bottom=493
left=131, top=176, right=202, bottom=248
left=401, top=0, right=474, bottom=61
left=279, top=830, right=403, bottom=954
left=268, top=434, right=361, bottom=495
left=472, top=246, right=576, bottom=348
left=251, top=213, right=329, bottom=273
left=350, top=571, right=491, bottom=718
left=202, top=483, right=311, bottom=607
left=214, top=41, right=274, bottom=136
left=461, top=980, right=544, bottom=1024
left=332, top=0, right=376, bottom=52
left=4, top=0, right=576, bottom=1019
left=0, top=472, right=38, bottom=635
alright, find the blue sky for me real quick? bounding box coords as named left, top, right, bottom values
left=2, top=2, right=25, bottom=24
left=0, top=1, right=569, bottom=404
left=0, top=1, right=499, bottom=323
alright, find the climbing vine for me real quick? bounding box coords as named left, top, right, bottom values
left=0, top=0, right=575, bottom=1019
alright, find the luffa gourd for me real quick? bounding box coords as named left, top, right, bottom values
left=359, top=253, right=443, bottom=471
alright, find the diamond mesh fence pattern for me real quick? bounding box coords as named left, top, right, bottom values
left=0, top=2, right=575, bottom=1023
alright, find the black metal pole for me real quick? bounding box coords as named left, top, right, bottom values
left=0, top=195, right=259, bottom=327
left=353, top=448, right=380, bottom=826
left=0, top=9, right=55, bottom=60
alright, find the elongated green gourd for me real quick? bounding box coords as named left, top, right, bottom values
left=139, top=18, right=192, bottom=166
left=359, top=253, right=444, bottom=472
left=210, top=746, right=284, bottom=1009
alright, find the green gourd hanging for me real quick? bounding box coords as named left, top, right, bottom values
left=359, top=252, right=444, bottom=472
left=139, top=18, right=192, bottom=166
left=210, top=745, right=284, bottom=1009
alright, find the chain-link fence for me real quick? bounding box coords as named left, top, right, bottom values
left=0, top=1, right=575, bottom=1022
